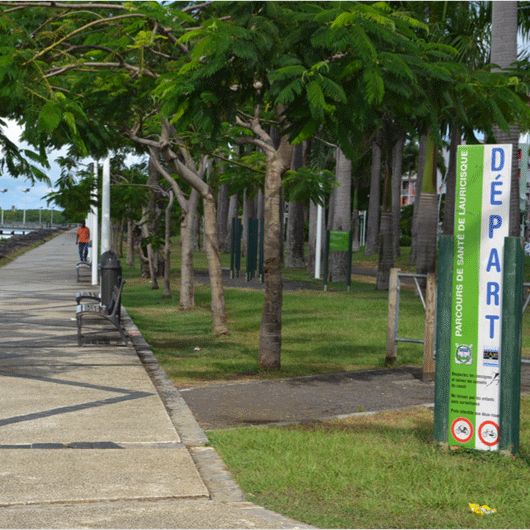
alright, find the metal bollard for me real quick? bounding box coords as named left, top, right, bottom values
left=100, top=250, right=122, bottom=309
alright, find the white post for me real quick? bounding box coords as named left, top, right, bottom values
left=101, top=157, right=111, bottom=254
left=22, top=209, right=26, bottom=226
left=91, top=161, right=99, bottom=286
left=1, top=208, right=3, bottom=226
left=315, top=203, right=323, bottom=279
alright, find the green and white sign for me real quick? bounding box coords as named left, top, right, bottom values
left=329, top=230, right=350, bottom=252
left=449, top=144, right=512, bottom=451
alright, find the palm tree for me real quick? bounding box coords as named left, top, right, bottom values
left=491, top=1, right=520, bottom=237
left=328, top=147, right=352, bottom=280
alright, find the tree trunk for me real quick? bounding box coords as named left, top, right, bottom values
left=126, top=218, right=134, bottom=268
left=180, top=189, right=199, bottom=310
left=242, top=189, right=256, bottom=256
left=376, top=211, right=394, bottom=290
left=442, top=126, right=459, bottom=235
left=216, top=183, right=229, bottom=253
left=415, top=192, right=438, bottom=275
left=286, top=144, right=305, bottom=268
left=391, top=135, right=404, bottom=258
left=191, top=207, right=201, bottom=251
left=307, top=200, right=317, bottom=273
left=365, top=134, right=382, bottom=255
left=351, top=180, right=360, bottom=252
left=140, top=217, right=159, bottom=289
left=410, top=132, right=428, bottom=265
left=140, top=159, right=159, bottom=289
left=224, top=193, right=238, bottom=252
left=376, top=141, right=394, bottom=290
left=329, top=147, right=352, bottom=281
left=415, top=132, right=439, bottom=275
left=163, top=191, right=174, bottom=297
left=492, top=1, right=520, bottom=236
left=203, top=193, right=228, bottom=335
left=259, top=138, right=293, bottom=370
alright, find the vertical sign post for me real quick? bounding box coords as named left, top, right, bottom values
left=447, top=145, right=512, bottom=451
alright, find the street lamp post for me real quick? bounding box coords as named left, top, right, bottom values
left=39, top=207, right=42, bottom=225
left=0, top=189, right=7, bottom=226
left=21, top=188, right=30, bottom=227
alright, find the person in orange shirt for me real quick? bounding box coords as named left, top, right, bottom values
left=75, top=221, right=91, bottom=262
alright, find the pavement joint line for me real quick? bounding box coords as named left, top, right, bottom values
left=122, top=309, right=313, bottom=528
left=0, top=441, right=186, bottom=449
left=0, top=494, right=211, bottom=509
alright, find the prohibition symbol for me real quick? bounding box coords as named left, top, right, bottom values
left=451, top=417, right=473, bottom=443
left=478, top=421, right=499, bottom=446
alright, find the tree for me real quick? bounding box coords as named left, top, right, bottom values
left=491, top=1, right=520, bottom=237
left=0, top=1, right=229, bottom=333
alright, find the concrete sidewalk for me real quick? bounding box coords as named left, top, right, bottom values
left=0, top=231, right=307, bottom=529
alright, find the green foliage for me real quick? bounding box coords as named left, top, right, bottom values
left=282, top=166, right=335, bottom=205
left=219, top=151, right=265, bottom=196
left=45, top=170, right=95, bottom=223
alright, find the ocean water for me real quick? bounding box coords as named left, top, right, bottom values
left=0, top=229, right=32, bottom=240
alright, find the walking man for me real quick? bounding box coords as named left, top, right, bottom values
left=76, top=221, right=90, bottom=262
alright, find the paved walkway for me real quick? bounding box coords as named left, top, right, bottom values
left=0, top=231, right=307, bottom=529
left=182, top=365, right=530, bottom=430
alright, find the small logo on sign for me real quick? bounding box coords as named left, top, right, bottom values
left=478, top=421, right=499, bottom=447
left=455, top=345, right=472, bottom=365
left=483, top=348, right=499, bottom=367
left=451, top=417, right=474, bottom=443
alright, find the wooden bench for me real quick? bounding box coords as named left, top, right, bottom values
left=76, top=261, right=91, bottom=282
left=76, top=279, right=127, bottom=346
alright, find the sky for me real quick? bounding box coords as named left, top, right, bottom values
left=0, top=120, right=68, bottom=212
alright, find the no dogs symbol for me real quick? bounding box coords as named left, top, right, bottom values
left=451, top=417, right=473, bottom=443
left=478, top=421, right=499, bottom=447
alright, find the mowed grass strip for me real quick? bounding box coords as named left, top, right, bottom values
left=209, top=397, right=530, bottom=529
left=122, top=275, right=426, bottom=385
left=123, top=249, right=530, bottom=385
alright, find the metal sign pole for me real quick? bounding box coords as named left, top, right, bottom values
left=91, top=161, right=99, bottom=286
left=315, top=203, right=323, bottom=279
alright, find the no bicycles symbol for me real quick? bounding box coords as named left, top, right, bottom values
left=478, top=421, right=499, bottom=447
left=451, top=417, right=473, bottom=443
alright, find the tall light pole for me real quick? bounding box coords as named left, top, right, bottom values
left=21, top=188, right=30, bottom=226
left=39, top=206, right=42, bottom=225
left=91, top=160, right=99, bottom=286
left=101, top=157, right=111, bottom=253
left=0, top=189, right=7, bottom=226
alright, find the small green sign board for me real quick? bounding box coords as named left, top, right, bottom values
left=329, top=230, right=350, bottom=252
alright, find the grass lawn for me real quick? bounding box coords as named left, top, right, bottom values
left=122, top=242, right=530, bottom=385
left=123, top=242, right=530, bottom=527
left=209, top=397, right=530, bottom=529
left=122, top=274, right=426, bottom=385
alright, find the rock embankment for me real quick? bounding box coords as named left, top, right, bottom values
left=0, top=228, right=65, bottom=262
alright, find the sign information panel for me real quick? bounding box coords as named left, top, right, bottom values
left=329, top=230, right=350, bottom=252
left=449, top=144, right=512, bottom=450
